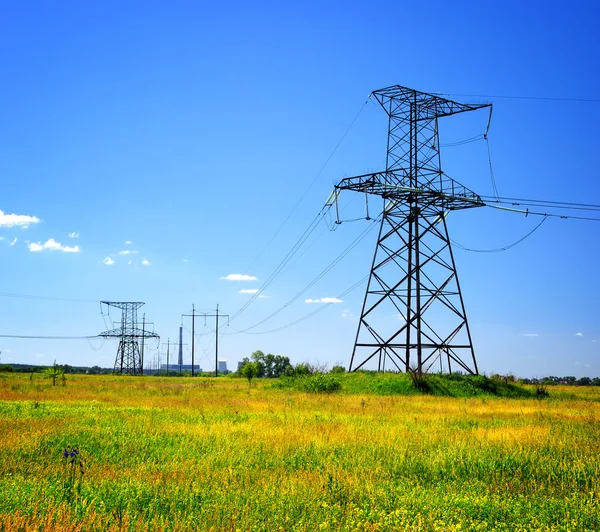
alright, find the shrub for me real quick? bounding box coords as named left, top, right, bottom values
left=535, top=382, right=549, bottom=398
left=409, top=371, right=431, bottom=393
left=291, top=363, right=312, bottom=377
left=300, top=373, right=341, bottom=394
left=240, top=362, right=259, bottom=385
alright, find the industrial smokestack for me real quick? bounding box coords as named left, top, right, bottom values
left=178, top=326, right=183, bottom=366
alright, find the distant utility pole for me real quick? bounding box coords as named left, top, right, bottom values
left=162, top=338, right=177, bottom=375
left=177, top=326, right=188, bottom=377
left=141, top=314, right=146, bottom=374
left=179, top=326, right=183, bottom=376
left=182, top=305, right=196, bottom=376
left=139, top=316, right=155, bottom=375
left=182, top=304, right=228, bottom=377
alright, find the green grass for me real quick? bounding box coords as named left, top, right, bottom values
left=0, top=373, right=598, bottom=531
left=275, top=372, right=537, bottom=398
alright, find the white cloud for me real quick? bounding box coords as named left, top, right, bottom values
left=118, top=250, right=139, bottom=255
left=102, top=257, right=115, bottom=265
left=341, top=309, right=354, bottom=318
left=28, top=238, right=80, bottom=253
left=68, top=232, right=79, bottom=239
left=575, top=332, right=584, bottom=337
left=0, top=210, right=40, bottom=228
left=523, top=333, right=539, bottom=337
left=141, top=258, right=151, bottom=266
left=220, top=273, right=257, bottom=281
left=127, top=260, right=133, bottom=265
left=0, top=236, right=5, bottom=241
left=239, top=289, right=259, bottom=294
left=9, top=237, right=17, bottom=246
left=305, top=297, right=343, bottom=304
left=125, top=240, right=133, bottom=245
left=257, top=294, right=271, bottom=299
left=182, top=258, right=189, bottom=263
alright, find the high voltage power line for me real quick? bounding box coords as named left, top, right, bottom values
left=241, top=96, right=371, bottom=277
left=2, top=91, right=599, bottom=348
left=223, top=192, right=600, bottom=336
left=0, top=292, right=100, bottom=303
left=226, top=214, right=381, bottom=335
left=226, top=274, right=370, bottom=336
left=229, top=96, right=372, bottom=323
left=3, top=190, right=594, bottom=341
left=451, top=216, right=548, bottom=253
left=444, top=93, right=600, bottom=103
left=0, top=334, right=99, bottom=339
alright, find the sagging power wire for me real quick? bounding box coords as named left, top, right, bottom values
left=241, top=96, right=371, bottom=277
left=451, top=216, right=548, bottom=253
left=228, top=273, right=370, bottom=335
left=227, top=214, right=381, bottom=334
left=0, top=334, right=101, bottom=340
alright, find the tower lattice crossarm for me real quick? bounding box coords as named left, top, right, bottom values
left=335, top=171, right=485, bottom=213
left=335, top=85, right=492, bottom=376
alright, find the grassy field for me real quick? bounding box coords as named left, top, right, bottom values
left=0, top=373, right=599, bottom=531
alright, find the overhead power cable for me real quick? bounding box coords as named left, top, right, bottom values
left=0, top=334, right=100, bottom=340
left=227, top=273, right=370, bottom=335
left=229, top=211, right=325, bottom=322
left=242, top=96, right=371, bottom=276
left=486, top=203, right=600, bottom=222
left=440, top=134, right=484, bottom=147
left=229, top=215, right=380, bottom=334
left=452, top=216, right=548, bottom=253
left=481, top=196, right=600, bottom=212
left=0, top=292, right=99, bottom=303
left=444, top=93, right=600, bottom=104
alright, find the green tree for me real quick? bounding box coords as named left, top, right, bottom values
left=292, top=363, right=312, bottom=376
left=240, top=361, right=259, bottom=385
left=249, top=350, right=292, bottom=378
left=273, top=355, right=292, bottom=377
left=43, top=360, right=65, bottom=386
left=251, top=350, right=266, bottom=377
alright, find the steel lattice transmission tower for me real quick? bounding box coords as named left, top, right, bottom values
left=99, top=301, right=159, bottom=375
left=336, top=85, right=491, bottom=375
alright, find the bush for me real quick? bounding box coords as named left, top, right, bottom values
left=300, top=374, right=341, bottom=394
left=240, top=362, right=259, bottom=385
left=409, top=371, right=431, bottom=393
left=290, top=363, right=312, bottom=377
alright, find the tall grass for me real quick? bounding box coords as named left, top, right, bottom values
left=276, top=371, right=538, bottom=398
left=0, top=373, right=598, bottom=530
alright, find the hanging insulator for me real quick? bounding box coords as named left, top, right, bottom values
left=324, top=189, right=340, bottom=207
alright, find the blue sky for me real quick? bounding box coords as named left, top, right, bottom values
left=0, top=0, right=598, bottom=377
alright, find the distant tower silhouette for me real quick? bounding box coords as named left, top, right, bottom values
left=99, top=301, right=159, bottom=375
left=178, top=326, right=183, bottom=366
left=336, top=85, right=491, bottom=375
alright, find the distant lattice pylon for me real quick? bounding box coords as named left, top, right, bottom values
left=99, top=301, right=159, bottom=375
